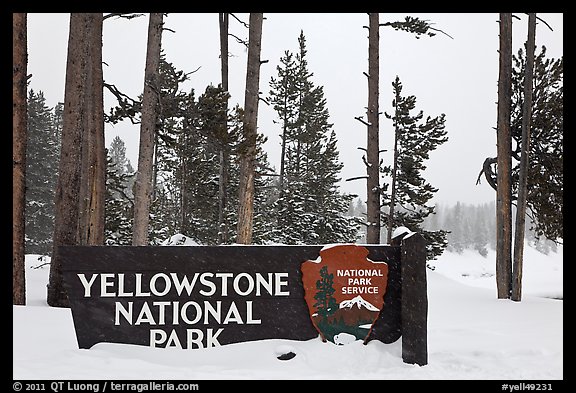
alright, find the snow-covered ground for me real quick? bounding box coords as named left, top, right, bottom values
left=13, top=243, right=563, bottom=380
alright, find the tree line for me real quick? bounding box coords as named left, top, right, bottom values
left=348, top=198, right=559, bottom=258
left=13, top=13, right=562, bottom=308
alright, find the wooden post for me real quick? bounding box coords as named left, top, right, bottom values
left=398, top=232, right=428, bottom=366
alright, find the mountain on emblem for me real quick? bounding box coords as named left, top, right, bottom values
left=339, top=295, right=379, bottom=311
left=301, top=244, right=388, bottom=345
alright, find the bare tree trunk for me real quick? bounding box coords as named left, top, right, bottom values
left=219, top=13, right=229, bottom=91
left=49, top=13, right=97, bottom=307
left=132, top=13, right=163, bottom=246
left=13, top=13, right=27, bottom=306
left=366, top=13, right=381, bottom=244
left=77, top=13, right=105, bottom=246
left=218, top=12, right=229, bottom=244
left=179, top=140, right=185, bottom=231
left=512, top=13, right=536, bottom=302
left=496, top=13, right=513, bottom=299
left=387, top=84, right=400, bottom=244
left=152, top=132, right=159, bottom=201
left=237, top=13, right=263, bottom=245
left=279, top=122, right=288, bottom=194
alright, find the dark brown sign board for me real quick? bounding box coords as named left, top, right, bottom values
left=60, top=233, right=427, bottom=365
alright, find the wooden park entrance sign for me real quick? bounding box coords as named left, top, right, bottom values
left=60, top=232, right=428, bottom=365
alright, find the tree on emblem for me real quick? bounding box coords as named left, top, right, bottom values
left=314, top=266, right=338, bottom=318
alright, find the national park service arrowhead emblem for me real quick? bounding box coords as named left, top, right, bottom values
left=301, top=244, right=388, bottom=345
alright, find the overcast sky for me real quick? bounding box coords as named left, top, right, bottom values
left=26, top=13, right=563, bottom=206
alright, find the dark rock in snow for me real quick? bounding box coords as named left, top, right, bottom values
left=277, top=351, right=296, bottom=361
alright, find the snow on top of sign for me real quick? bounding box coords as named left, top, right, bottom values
left=392, top=226, right=415, bottom=239
left=320, top=243, right=355, bottom=251
left=339, top=295, right=379, bottom=311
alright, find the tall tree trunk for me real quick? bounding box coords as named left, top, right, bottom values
left=152, top=132, right=159, bottom=201
left=276, top=119, right=288, bottom=230
left=279, top=122, right=287, bottom=195
left=387, top=82, right=400, bottom=244
left=496, top=13, right=513, bottom=299
left=512, top=13, right=536, bottom=302
left=132, top=13, right=163, bottom=246
left=179, top=140, right=186, bottom=232
left=219, top=13, right=229, bottom=91
left=77, top=13, right=105, bottom=246
left=49, top=13, right=103, bottom=307
left=366, top=13, right=381, bottom=244
left=13, top=13, right=27, bottom=306
left=237, top=13, right=263, bottom=245
left=218, top=12, right=229, bottom=244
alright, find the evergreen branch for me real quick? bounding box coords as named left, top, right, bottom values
left=397, top=201, right=423, bottom=214
left=103, top=13, right=145, bottom=21
left=31, top=261, right=50, bottom=269
left=230, top=13, right=249, bottom=28
left=378, top=209, right=393, bottom=221
left=357, top=147, right=368, bottom=153
left=380, top=17, right=451, bottom=39
left=163, top=27, right=176, bottom=33
left=184, top=66, right=202, bottom=77
left=476, top=157, right=497, bottom=190
left=103, top=82, right=141, bottom=125
left=259, top=96, right=270, bottom=106
left=104, top=82, right=139, bottom=105
left=531, top=15, right=554, bottom=31
left=346, top=176, right=369, bottom=182
left=362, top=155, right=371, bottom=168
left=229, top=33, right=248, bottom=47
left=428, top=26, right=454, bottom=40
left=354, top=116, right=370, bottom=126
left=258, top=172, right=281, bottom=177
left=352, top=216, right=370, bottom=227
left=114, top=186, right=135, bottom=209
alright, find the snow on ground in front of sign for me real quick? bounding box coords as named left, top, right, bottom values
left=13, top=242, right=562, bottom=380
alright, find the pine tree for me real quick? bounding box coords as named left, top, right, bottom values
left=382, top=76, right=448, bottom=260
left=104, top=53, right=277, bottom=245
left=510, top=45, right=563, bottom=242
left=25, top=90, right=61, bottom=255
left=269, top=49, right=298, bottom=197
left=105, top=136, right=134, bottom=245
left=314, top=266, right=338, bottom=318
left=269, top=31, right=359, bottom=244
left=104, top=153, right=133, bottom=245
left=108, top=136, right=128, bottom=174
